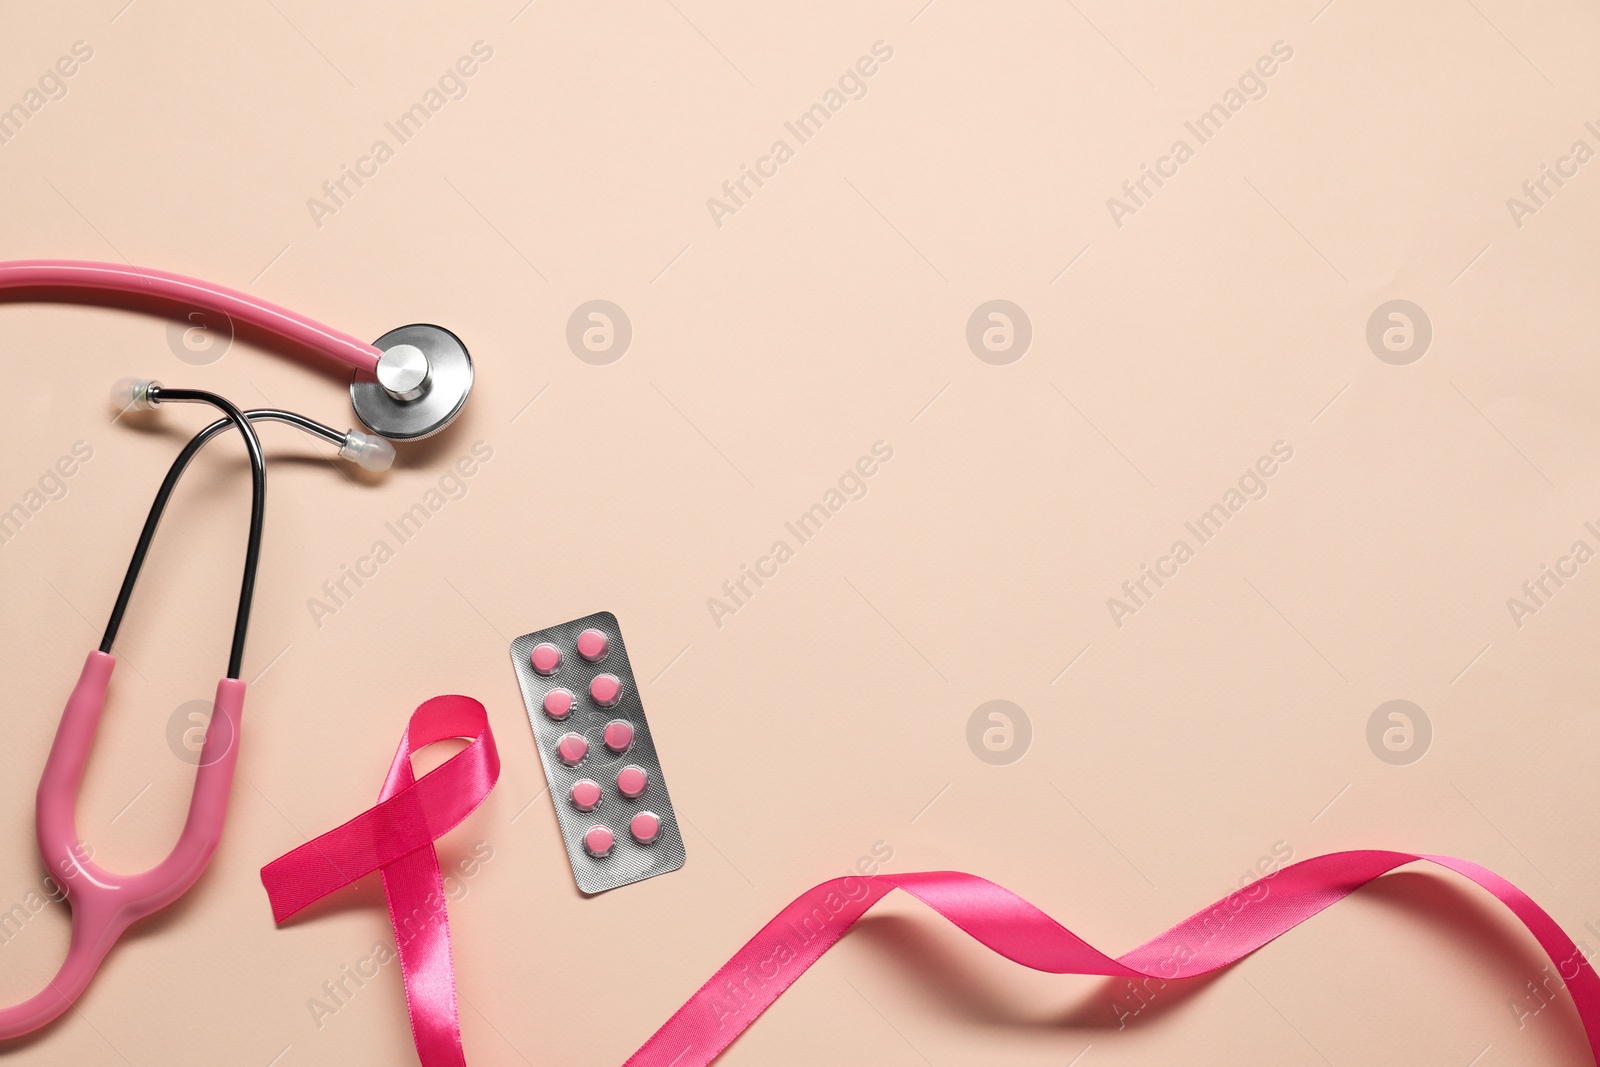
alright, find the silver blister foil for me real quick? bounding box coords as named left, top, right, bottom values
left=509, top=612, right=686, bottom=893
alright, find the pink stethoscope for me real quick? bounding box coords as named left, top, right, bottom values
left=0, top=261, right=473, bottom=1040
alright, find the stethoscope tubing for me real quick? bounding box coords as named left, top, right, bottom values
left=101, top=388, right=267, bottom=680
left=0, top=396, right=361, bottom=1040
left=97, top=404, right=353, bottom=679
left=0, top=259, right=383, bottom=374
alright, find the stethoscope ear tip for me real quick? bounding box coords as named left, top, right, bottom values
left=339, top=430, right=396, bottom=473
left=110, top=376, right=160, bottom=414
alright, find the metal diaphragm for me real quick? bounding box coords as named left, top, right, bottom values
left=350, top=324, right=473, bottom=441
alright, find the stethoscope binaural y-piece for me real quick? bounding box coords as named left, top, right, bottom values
left=0, top=259, right=474, bottom=1039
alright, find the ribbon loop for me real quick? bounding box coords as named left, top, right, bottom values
left=261, top=695, right=499, bottom=1067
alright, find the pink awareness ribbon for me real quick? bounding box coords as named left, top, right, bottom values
left=260, top=695, right=499, bottom=1067
left=258, top=702, right=1599, bottom=1065
left=627, top=852, right=1600, bottom=1066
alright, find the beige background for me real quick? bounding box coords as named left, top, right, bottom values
left=2, top=1, right=1599, bottom=1064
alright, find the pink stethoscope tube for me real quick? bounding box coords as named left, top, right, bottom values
left=0, top=259, right=381, bottom=374
left=0, top=653, right=244, bottom=1040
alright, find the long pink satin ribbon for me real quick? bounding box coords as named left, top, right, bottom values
left=260, top=696, right=499, bottom=1067
left=627, top=853, right=1600, bottom=1066
left=256, top=701, right=1598, bottom=1065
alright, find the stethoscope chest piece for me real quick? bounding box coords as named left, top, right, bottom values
left=352, top=324, right=474, bottom=441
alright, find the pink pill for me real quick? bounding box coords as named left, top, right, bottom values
left=529, top=642, right=562, bottom=675
left=590, top=674, right=622, bottom=707
left=556, top=732, right=588, bottom=767
left=577, top=628, right=610, bottom=662
left=584, top=825, right=614, bottom=857
left=543, top=688, right=575, bottom=720
left=617, top=765, right=648, bottom=799
left=630, top=811, right=661, bottom=844
left=570, top=779, right=601, bottom=812
left=603, top=719, right=634, bottom=754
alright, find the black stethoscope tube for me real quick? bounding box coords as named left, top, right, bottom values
left=97, top=397, right=351, bottom=680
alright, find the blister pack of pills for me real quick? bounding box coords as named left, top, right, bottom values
left=509, top=612, right=686, bottom=893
